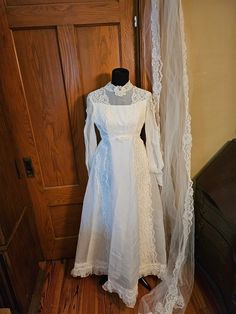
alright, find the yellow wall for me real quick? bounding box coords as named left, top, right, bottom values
left=182, top=0, right=236, bottom=177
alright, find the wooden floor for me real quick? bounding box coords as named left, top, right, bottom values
left=29, top=259, right=220, bottom=314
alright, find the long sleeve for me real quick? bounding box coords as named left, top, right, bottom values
left=145, top=93, right=164, bottom=186
left=84, top=94, right=97, bottom=175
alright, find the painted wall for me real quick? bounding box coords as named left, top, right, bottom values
left=182, top=0, right=236, bottom=177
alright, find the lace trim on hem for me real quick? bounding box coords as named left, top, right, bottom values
left=139, top=263, right=167, bottom=280
left=102, top=279, right=138, bottom=308
left=70, top=262, right=167, bottom=280
left=102, top=261, right=167, bottom=309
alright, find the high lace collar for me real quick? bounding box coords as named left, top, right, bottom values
left=104, top=80, right=134, bottom=96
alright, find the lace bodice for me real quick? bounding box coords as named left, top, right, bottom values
left=88, top=80, right=150, bottom=106
left=84, top=80, right=164, bottom=186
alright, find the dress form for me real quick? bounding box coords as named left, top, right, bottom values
left=111, top=67, right=129, bottom=86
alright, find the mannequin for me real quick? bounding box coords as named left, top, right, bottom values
left=111, top=67, right=129, bottom=86
left=98, top=67, right=152, bottom=292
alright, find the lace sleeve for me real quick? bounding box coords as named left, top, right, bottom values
left=145, top=93, right=164, bottom=186
left=84, top=94, right=97, bottom=175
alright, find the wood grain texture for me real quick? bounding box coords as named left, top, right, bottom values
left=49, top=203, right=82, bottom=237
left=0, top=0, right=57, bottom=257
left=13, top=27, right=78, bottom=187
left=44, top=185, right=85, bottom=206
left=6, top=2, right=120, bottom=28
left=40, top=260, right=66, bottom=314
left=0, top=0, right=48, bottom=257
left=0, top=0, right=137, bottom=259
left=57, top=24, right=87, bottom=187
left=32, top=259, right=220, bottom=314
left=0, top=309, right=11, bottom=314
left=0, top=2, right=42, bottom=311
left=7, top=0, right=115, bottom=5
left=0, top=98, right=25, bottom=245
left=75, top=24, right=121, bottom=94
left=3, top=207, right=40, bottom=311
left=139, top=0, right=152, bottom=91
left=119, top=0, right=136, bottom=84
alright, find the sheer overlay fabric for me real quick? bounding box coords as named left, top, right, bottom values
left=71, top=81, right=167, bottom=308
left=138, top=0, right=195, bottom=313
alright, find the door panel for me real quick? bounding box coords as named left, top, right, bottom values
left=0, top=0, right=136, bottom=259
left=13, top=28, right=79, bottom=187
left=6, top=2, right=120, bottom=27
left=49, top=203, right=83, bottom=237
left=75, top=25, right=121, bottom=93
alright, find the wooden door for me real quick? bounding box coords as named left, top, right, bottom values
left=0, top=95, right=42, bottom=312
left=0, top=0, right=137, bottom=259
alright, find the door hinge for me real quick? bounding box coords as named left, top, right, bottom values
left=134, top=15, right=138, bottom=28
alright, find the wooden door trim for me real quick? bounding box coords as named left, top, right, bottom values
left=57, top=24, right=87, bottom=186
left=138, top=0, right=152, bottom=91
left=6, top=2, right=120, bottom=28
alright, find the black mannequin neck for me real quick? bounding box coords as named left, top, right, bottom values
left=111, top=68, right=129, bottom=86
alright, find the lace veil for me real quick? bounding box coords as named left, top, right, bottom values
left=138, top=0, right=195, bottom=313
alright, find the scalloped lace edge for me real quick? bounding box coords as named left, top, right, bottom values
left=71, top=261, right=167, bottom=308
left=71, top=262, right=167, bottom=279
left=102, top=279, right=138, bottom=308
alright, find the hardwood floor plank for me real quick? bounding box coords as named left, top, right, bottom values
left=28, top=262, right=47, bottom=314
left=39, top=259, right=65, bottom=314
left=58, top=259, right=81, bottom=314
left=34, top=259, right=219, bottom=314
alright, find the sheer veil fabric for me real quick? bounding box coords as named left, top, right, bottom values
left=138, top=0, right=195, bottom=313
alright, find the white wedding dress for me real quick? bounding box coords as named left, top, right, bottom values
left=71, top=80, right=167, bottom=308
